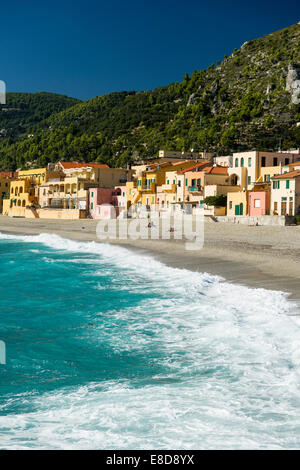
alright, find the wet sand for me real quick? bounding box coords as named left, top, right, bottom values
left=0, top=215, right=299, bottom=306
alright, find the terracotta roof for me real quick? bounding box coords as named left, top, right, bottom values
left=284, top=160, right=300, bottom=166
left=172, top=160, right=190, bottom=166
left=59, top=161, right=109, bottom=169
left=180, top=161, right=212, bottom=173
left=146, top=162, right=174, bottom=173
left=204, top=166, right=228, bottom=175
left=0, top=171, right=18, bottom=178
left=272, top=170, right=300, bottom=179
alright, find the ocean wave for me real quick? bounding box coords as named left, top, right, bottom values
left=0, top=231, right=299, bottom=449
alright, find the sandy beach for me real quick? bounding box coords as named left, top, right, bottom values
left=0, top=215, right=299, bottom=305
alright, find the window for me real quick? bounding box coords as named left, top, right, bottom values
left=241, top=158, right=244, bottom=168
left=248, top=176, right=251, bottom=185
left=289, top=198, right=293, bottom=215
left=185, top=179, right=188, bottom=186
left=197, top=178, right=201, bottom=186
left=286, top=180, right=290, bottom=189
left=264, top=175, right=270, bottom=183
left=285, top=158, right=289, bottom=165
left=254, top=199, right=261, bottom=208
left=248, top=158, right=252, bottom=167
left=173, top=180, right=175, bottom=184
left=273, top=180, right=280, bottom=189
left=274, top=202, right=278, bottom=211
left=273, top=157, right=278, bottom=166
left=167, top=180, right=169, bottom=184
left=235, top=158, right=238, bottom=167
left=91, top=202, right=93, bottom=210
left=229, top=201, right=233, bottom=209
left=91, top=192, right=94, bottom=197
left=178, top=180, right=181, bottom=187
left=281, top=197, right=287, bottom=215
left=261, top=157, right=266, bottom=167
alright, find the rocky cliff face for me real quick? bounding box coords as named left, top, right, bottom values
left=286, top=62, right=300, bottom=104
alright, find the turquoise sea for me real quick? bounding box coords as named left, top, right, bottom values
left=0, top=232, right=299, bottom=449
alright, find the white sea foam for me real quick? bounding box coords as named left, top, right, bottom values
left=0, top=231, right=300, bottom=449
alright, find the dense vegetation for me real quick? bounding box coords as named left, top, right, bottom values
left=0, top=23, right=299, bottom=171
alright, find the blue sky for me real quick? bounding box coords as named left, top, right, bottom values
left=1, top=0, right=299, bottom=100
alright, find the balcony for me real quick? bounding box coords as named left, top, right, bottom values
left=141, top=183, right=155, bottom=192
left=162, top=184, right=176, bottom=193
left=188, top=186, right=202, bottom=192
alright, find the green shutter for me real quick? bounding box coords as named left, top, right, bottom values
left=286, top=180, right=290, bottom=189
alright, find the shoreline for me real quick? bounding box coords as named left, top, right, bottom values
left=0, top=215, right=300, bottom=308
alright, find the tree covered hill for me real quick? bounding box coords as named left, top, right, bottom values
left=0, top=92, right=81, bottom=136
left=0, top=23, right=299, bottom=171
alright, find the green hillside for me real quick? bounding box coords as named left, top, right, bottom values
left=0, top=23, right=299, bottom=171
left=0, top=92, right=80, bottom=135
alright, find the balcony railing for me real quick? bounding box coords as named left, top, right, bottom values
left=188, top=186, right=202, bottom=192
left=162, top=184, right=176, bottom=193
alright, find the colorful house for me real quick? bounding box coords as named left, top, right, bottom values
left=39, top=164, right=133, bottom=214
left=182, top=164, right=229, bottom=207
left=282, top=160, right=300, bottom=172
left=227, top=191, right=248, bottom=216
left=248, top=186, right=271, bottom=216
left=127, top=160, right=196, bottom=212
left=88, top=185, right=127, bottom=219
left=4, top=167, right=62, bottom=217
left=0, top=173, right=17, bottom=213
left=228, top=151, right=298, bottom=191
left=271, top=170, right=300, bottom=216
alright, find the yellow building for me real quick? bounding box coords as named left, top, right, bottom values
left=4, top=167, right=63, bottom=217
left=39, top=163, right=133, bottom=211
left=0, top=175, right=15, bottom=213
left=17, top=168, right=49, bottom=197
left=258, top=166, right=282, bottom=183
left=227, top=190, right=248, bottom=216
left=127, top=161, right=195, bottom=211
left=4, top=179, right=37, bottom=217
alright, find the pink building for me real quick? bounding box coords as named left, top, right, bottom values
left=248, top=190, right=270, bottom=216
left=111, top=186, right=126, bottom=210
left=156, top=185, right=167, bottom=210
left=89, top=186, right=126, bottom=219
left=89, top=188, right=114, bottom=219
